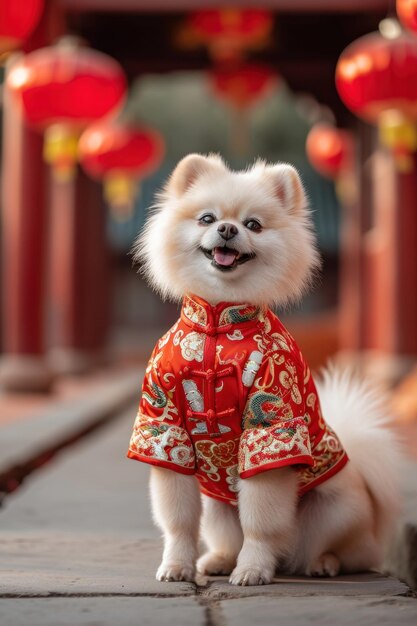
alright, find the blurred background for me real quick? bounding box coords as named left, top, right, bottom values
left=1, top=0, right=417, bottom=422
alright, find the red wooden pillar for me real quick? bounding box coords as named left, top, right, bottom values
left=363, top=149, right=397, bottom=355
left=338, top=174, right=362, bottom=353
left=396, top=154, right=417, bottom=356
left=360, top=146, right=417, bottom=380
left=48, top=169, right=110, bottom=375
left=0, top=0, right=64, bottom=392
left=0, top=60, right=53, bottom=392
left=338, top=122, right=374, bottom=355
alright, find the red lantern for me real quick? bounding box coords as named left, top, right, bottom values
left=187, top=9, right=273, bottom=62
left=397, top=0, right=417, bottom=32
left=336, top=32, right=417, bottom=171
left=306, top=124, right=354, bottom=179
left=210, top=64, right=277, bottom=109
left=7, top=40, right=127, bottom=179
left=0, top=0, right=44, bottom=55
left=210, top=64, right=277, bottom=154
left=78, top=122, right=164, bottom=220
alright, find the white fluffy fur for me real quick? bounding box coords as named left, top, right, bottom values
left=151, top=467, right=201, bottom=582
left=153, top=373, right=401, bottom=584
left=315, top=367, right=402, bottom=547
left=133, top=154, right=320, bottom=307
left=138, top=154, right=402, bottom=585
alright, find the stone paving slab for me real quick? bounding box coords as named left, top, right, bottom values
left=0, top=404, right=414, bottom=622
left=0, top=536, right=194, bottom=597
left=385, top=458, right=417, bottom=589
left=0, top=407, right=153, bottom=537
left=0, top=367, right=142, bottom=480
left=1, top=529, right=407, bottom=599
left=222, top=596, right=417, bottom=626
left=0, top=597, right=204, bottom=626
left=201, top=572, right=409, bottom=598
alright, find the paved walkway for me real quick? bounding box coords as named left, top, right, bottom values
left=1, top=406, right=416, bottom=625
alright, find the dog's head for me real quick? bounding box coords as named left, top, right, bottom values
left=134, top=153, right=320, bottom=307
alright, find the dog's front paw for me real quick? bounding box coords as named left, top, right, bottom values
left=306, top=553, right=340, bottom=577
left=156, top=562, right=195, bottom=582
left=197, top=552, right=235, bottom=576
left=229, top=565, right=273, bottom=586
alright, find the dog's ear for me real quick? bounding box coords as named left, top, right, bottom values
left=167, top=153, right=225, bottom=197
left=265, top=164, right=307, bottom=215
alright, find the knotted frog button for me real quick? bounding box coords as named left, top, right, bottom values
left=206, top=409, right=216, bottom=421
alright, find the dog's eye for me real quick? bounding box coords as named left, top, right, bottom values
left=244, top=219, right=262, bottom=232
left=199, top=213, right=216, bottom=225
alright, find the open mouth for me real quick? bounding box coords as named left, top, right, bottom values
left=200, top=246, right=256, bottom=272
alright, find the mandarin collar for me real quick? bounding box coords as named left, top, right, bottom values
left=181, top=294, right=261, bottom=335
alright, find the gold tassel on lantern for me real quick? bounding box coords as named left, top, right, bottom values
left=378, top=109, right=417, bottom=173
left=104, top=172, right=138, bottom=222
left=43, top=124, right=80, bottom=182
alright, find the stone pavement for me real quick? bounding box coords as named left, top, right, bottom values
left=0, top=365, right=142, bottom=500
left=0, top=407, right=416, bottom=625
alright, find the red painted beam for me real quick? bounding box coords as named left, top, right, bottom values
left=60, top=0, right=388, bottom=13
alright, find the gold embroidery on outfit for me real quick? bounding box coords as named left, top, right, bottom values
left=129, top=417, right=195, bottom=469
left=239, top=418, right=312, bottom=475
left=128, top=294, right=349, bottom=504
left=179, top=331, right=205, bottom=362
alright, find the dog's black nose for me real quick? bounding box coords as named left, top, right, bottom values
left=217, top=222, right=238, bottom=241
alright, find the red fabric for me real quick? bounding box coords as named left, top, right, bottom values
left=78, top=122, right=164, bottom=179
left=128, top=294, right=348, bottom=505
left=210, top=65, right=277, bottom=109
left=306, top=123, right=353, bottom=180
left=188, top=9, right=272, bottom=41
left=398, top=0, right=417, bottom=33
left=336, top=32, right=417, bottom=123
left=0, top=0, right=44, bottom=47
left=8, top=47, right=126, bottom=129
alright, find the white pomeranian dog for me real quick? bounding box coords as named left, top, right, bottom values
left=128, top=153, right=401, bottom=586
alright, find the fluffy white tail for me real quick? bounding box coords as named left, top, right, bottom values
left=316, top=366, right=402, bottom=544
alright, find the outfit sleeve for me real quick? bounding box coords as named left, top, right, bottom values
left=238, top=353, right=314, bottom=479
left=302, top=355, right=326, bottom=438
left=127, top=344, right=196, bottom=475
left=297, top=353, right=349, bottom=491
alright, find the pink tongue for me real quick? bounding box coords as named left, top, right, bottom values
left=213, top=247, right=238, bottom=267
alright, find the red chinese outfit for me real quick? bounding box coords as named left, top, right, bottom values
left=127, top=294, right=348, bottom=505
